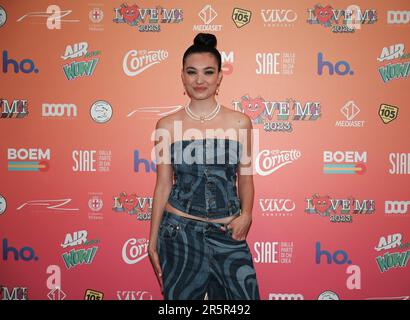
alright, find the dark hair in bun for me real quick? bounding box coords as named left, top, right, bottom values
left=183, top=33, right=222, bottom=71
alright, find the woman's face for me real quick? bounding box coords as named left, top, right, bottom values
left=181, top=52, right=222, bottom=101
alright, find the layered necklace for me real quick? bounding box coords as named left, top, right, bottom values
left=185, top=102, right=220, bottom=123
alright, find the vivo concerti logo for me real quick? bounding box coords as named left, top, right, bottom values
left=122, top=238, right=149, bottom=264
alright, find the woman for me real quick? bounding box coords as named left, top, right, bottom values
left=148, top=33, right=260, bottom=300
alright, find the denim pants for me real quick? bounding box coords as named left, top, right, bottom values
left=157, top=210, right=260, bottom=300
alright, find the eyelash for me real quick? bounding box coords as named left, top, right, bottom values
left=186, top=71, right=215, bottom=75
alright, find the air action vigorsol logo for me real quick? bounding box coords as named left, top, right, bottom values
left=113, top=3, right=183, bottom=32
left=61, top=42, right=101, bottom=80
left=375, top=233, right=410, bottom=273
left=305, top=194, right=375, bottom=223
left=307, top=4, right=377, bottom=33
left=61, top=230, right=100, bottom=270
left=377, top=43, right=410, bottom=83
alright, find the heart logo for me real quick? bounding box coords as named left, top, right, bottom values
left=314, top=5, right=333, bottom=24
left=312, top=194, right=332, bottom=215
left=120, top=4, right=140, bottom=25
left=241, top=96, right=265, bottom=121
left=119, top=192, right=137, bottom=212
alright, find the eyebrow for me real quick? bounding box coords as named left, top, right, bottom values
left=185, top=66, right=216, bottom=71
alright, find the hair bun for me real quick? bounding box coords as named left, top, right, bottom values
left=193, top=33, right=217, bottom=48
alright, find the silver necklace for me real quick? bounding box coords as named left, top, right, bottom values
left=185, top=102, right=220, bottom=123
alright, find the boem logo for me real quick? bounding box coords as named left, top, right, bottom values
left=2, top=50, right=39, bottom=74
left=317, top=52, right=353, bottom=76
left=315, top=242, right=352, bottom=265
left=2, top=239, right=39, bottom=261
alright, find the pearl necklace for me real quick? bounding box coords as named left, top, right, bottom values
left=185, top=102, right=220, bottom=123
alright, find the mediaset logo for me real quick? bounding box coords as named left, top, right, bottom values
left=388, top=153, right=410, bottom=175
left=387, top=11, right=410, bottom=24
left=42, top=103, right=77, bottom=118
left=1, top=286, right=27, bottom=300
left=305, top=194, right=375, bottom=223
left=323, top=150, right=367, bottom=175
left=232, top=96, right=321, bottom=133
left=256, top=52, right=295, bottom=75
left=259, top=198, right=296, bottom=217
left=7, top=148, right=50, bottom=172
left=122, top=238, right=149, bottom=264
left=194, top=4, right=222, bottom=32
left=269, top=293, right=304, bottom=300
left=385, top=201, right=409, bottom=215
left=375, top=233, right=410, bottom=273
left=261, top=9, right=298, bottom=27
left=112, top=192, right=152, bottom=221
left=123, top=49, right=168, bottom=76
left=72, top=149, right=112, bottom=172
left=379, top=103, right=399, bottom=124
left=117, top=290, right=153, bottom=300
left=90, top=100, right=112, bottom=123
left=377, top=43, right=410, bottom=83
left=255, top=149, right=301, bottom=176
left=16, top=4, right=80, bottom=29
left=0, top=99, right=28, bottom=118
left=335, top=100, right=365, bottom=127
left=253, top=241, right=294, bottom=264
left=61, top=230, right=100, bottom=270
left=61, top=42, right=101, bottom=80
left=232, top=8, right=251, bottom=28
left=2, top=51, right=39, bottom=74
left=307, top=4, right=376, bottom=33
left=113, top=3, right=183, bottom=32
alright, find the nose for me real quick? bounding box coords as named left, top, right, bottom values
left=195, top=74, right=204, bottom=84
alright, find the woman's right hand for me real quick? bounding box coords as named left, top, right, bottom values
left=148, top=246, right=163, bottom=292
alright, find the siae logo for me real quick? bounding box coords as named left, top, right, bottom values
left=2, top=50, right=39, bottom=74
left=315, top=242, right=352, bottom=264
left=317, top=52, right=353, bottom=76
left=2, top=238, right=38, bottom=261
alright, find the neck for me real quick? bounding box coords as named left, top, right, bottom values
left=188, top=98, right=218, bottom=115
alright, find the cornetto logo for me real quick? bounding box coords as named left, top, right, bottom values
left=122, top=238, right=149, bottom=264
left=255, top=149, right=301, bottom=176
left=385, top=201, right=409, bottom=215
left=123, top=49, right=168, bottom=76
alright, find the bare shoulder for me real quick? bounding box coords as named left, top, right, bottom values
left=221, top=105, right=252, bottom=129
left=156, top=108, right=184, bottom=131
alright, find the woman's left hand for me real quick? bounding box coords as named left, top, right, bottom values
left=225, top=213, right=252, bottom=241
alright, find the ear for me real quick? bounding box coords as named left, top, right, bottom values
left=217, top=71, right=223, bottom=85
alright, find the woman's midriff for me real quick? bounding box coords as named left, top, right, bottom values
left=164, top=202, right=239, bottom=224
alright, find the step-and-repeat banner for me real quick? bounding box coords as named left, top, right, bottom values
left=1, top=0, right=409, bottom=300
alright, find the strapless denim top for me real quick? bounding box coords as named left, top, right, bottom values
left=167, top=138, right=243, bottom=219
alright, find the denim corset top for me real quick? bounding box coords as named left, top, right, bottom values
left=167, top=138, right=243, bottom=219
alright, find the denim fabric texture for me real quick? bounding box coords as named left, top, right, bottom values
left=157, top=210, right=260, bottom=300
left=167, top=138, right=243, bottom=219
